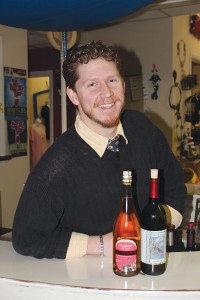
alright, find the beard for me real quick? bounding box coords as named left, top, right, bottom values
left=84, top=102, right=125, bottom=128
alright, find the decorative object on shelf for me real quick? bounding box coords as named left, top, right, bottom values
left=181, top=74, right=197, bottom=91
left=190, top=15, right=200, bottom=39
left=176, top=117, right=184, bottom=142
left=180, top=94, right=200, bottom=159
left=149, top=64, right=161, bottom=100
left=177, top=39, right=197, bottom=90
left=184, top=94, right=200, bottom=126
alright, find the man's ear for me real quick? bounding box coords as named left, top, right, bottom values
left=66, top=87, right=79, bottom=105
left=123, top=79, right=125, bottom=93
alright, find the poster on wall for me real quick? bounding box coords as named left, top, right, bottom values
left=7, top=120, right=27, bottom=157
left=4, top=67, right=27, bottom=121
left=4, top=67, right=27, bottom=157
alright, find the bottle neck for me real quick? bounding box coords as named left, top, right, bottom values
left=150, top=178, right=159, bottom=199
left=122, top=181, right=132, bottom=195
left=121, top=183, right=134, bottom=213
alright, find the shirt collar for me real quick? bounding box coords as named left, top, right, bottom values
left=75, top=114, right=128, bottom=157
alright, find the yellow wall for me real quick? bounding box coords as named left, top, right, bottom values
left=0, top=25, right=28, bottom=228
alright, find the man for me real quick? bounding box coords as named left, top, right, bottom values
left=12, top=41, right=186, bottom=259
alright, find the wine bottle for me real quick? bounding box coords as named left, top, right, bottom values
left=141, top=169, right=167, bottom=275
left=186, top=222, right=196, bottom=251
left=113, top=170, right=141, bottom=277
left=167, top=224, right=175, bottom=252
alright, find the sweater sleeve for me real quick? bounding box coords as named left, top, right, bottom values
left=121, top=110, right=186, bottom=216
left=163, top=205, right=183, bottom=228
left=12, top=175, right=72, bottom=259
left=66, top=232, right=88, bottom=259
left=152, top=124, right=187, bottom=215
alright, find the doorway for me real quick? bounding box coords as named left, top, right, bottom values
left=28, top=70, right=54, bottom=169
left=28, top=70, right=54, bottom=145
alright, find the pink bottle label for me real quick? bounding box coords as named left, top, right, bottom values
left=115, top=239, right=137, bottom=272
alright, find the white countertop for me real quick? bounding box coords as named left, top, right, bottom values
left=0, top=240, right=200, bottom=299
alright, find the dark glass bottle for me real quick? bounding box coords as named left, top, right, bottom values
left=167, top=224, right=175, bottom=252
left=186, top=222, right=196, bottom=251
left=113, top=170, right=141, bottom=277
left=141, top=169, right=167, bottom=275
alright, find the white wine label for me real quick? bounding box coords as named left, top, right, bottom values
left=141, top=228, right=166, bottom=264
left=115, top=239, right=137, bottom=272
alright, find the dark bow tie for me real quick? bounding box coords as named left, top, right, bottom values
left=107, top=135, right=120, bottom=152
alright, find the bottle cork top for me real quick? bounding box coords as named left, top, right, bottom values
left=151, top=169, right=158, bottom=179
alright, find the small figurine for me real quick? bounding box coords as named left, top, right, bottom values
left=150, top=64, right=161, bottom=100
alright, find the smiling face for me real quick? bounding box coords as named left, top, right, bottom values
left=67, top=58, right=125, bottom=137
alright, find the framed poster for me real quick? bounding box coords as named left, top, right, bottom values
left=4, top=67, right=27, bottom=121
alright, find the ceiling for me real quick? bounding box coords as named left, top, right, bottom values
left=28, top=0, right=200, bottom=50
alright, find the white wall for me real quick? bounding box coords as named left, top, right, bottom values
left=80, top=17, right=173, bottom=146
left=0, top=25, right=29, bottom=228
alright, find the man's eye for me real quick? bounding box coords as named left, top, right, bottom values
left=109, top=78, right=117, bottom=83
left=87, top=82, right=96, bottom=88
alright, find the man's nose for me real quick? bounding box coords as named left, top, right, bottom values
left=100, top=82, right=113, bottom=97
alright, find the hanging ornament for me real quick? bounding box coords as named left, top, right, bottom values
left=190, top=15, right=200, bottom=40
left=169, top=70, right=185, bottom=156
left=169, top=70, right=182, bottom=120
left=47, top=31, right=77, bottom=51
left=149, top=64, right=161, bottom=100
left=177, top=40, right=186, bottom=76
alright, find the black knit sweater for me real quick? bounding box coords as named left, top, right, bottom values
left=12, top=110, right=186, bottom=258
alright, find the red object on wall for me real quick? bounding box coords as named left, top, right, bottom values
left=190, top=15, right=200, bottom=39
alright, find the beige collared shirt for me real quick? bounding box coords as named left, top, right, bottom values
left=75, top=113, right=128, bottom=157
left=66, top=114, right=182, bottom=259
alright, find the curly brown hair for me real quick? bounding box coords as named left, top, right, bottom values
left=62, top=40, right=122, bottom=90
